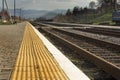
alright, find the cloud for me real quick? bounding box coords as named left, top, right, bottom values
left=32, top=0, right=37, bottom=3
left=0, top=0, right=92, bottom=10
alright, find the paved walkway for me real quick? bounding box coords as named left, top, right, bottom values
left=0, top=23, right=25, bottom=79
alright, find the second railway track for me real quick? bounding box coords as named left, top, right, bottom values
left=73, top=27, right=120, bottom=37
left=52, top=28, right=120, bottom=51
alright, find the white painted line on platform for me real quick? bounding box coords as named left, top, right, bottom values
left=30, top=23, right=90, bottom=80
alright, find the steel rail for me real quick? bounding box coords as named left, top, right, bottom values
left=52, top=28, right=120, bottom=51
left=73, top=27, right=120, bottom=37
left=40, top=28, right=120, bottom=80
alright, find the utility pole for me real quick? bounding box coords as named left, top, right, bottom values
left=14, top=0, right=16, bottom=22
left=5, top=0, right=13, bottom=23
left=2, top=0, right=4, bottom=12
left=1, top=0, right=13, bottom=23
left=19, top=8, right=21, bottom=21
left=2, top=0, right=5, bottom=22
left=115, top=0, right=117, bottom=11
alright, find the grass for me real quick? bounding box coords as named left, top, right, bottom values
left=54, top=10, right=115, bottom=25
left=77, top=11, right=114, bottom=25
left=92, top=12, right=112, bottom=24
left=0, top=22, right=13, bottom=25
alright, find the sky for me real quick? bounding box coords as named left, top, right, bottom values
left=0, top=0, right=97, bottom=10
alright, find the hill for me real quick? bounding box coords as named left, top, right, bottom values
left=0, top=8, right=66, bottom=19
left=9, top=9, right=49, bottom=19
left=8, top=9, right=66, bottom=19
left=92, top=12, right=112, bottom=24
left=43, top=9, right=66, bottom=19
left=54, top=11, right=113, bottom=25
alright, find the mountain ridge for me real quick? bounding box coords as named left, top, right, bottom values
left=0, top=9, right=66, bottom=19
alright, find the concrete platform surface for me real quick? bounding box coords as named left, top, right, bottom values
left=0, top=22, right=25, bottom=79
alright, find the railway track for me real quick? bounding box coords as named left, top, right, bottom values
left=38, top=28, right=116, bottom=80
left=52, top=28, right=120, bottom=52
left=32, top=22, right=120, bottom=47
left=38, top=27, right=120, bottom=80
left=37, top=21, right=120, bottom=37
left=52, top=28, right=120, bottom=65
left=73, top=27, right=120, bottom=37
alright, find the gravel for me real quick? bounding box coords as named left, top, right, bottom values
left=62, top=28, right=120, bottom=45
left=50, top=29, right=120, bottom=65
left=39, top=27, right=117, bottom=80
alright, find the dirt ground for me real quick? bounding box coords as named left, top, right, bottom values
left=0, top=22, right=25, bottom=79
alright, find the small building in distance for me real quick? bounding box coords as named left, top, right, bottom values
left=0, top=10, right=10, bottom=23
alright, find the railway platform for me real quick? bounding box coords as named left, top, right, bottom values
left=10, top=22, right=90, bottom=80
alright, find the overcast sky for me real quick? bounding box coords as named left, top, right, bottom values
left=0, top=0, right=97, bottom=10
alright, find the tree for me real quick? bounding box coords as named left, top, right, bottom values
left=97, top=0, right=117, bottom=12
left=66, top=9, right=72, bottom=16
left=83, top=7, right=88, bottom=14
left=97, top=0, right=117, bottom=8
left=112, top=0, right=117, bottom=10
left=89, top=1, right=96, bottom=9
left=73, top=6, right=80, bottom=15
left=79, top=7, right=83, bottom=14
left=35, top=17, right=46, bottom=21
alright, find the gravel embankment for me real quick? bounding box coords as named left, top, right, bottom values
left=0, top=22, right=25, bottom=79
left=39, top=27, right=117, bottom=80
left=63, top=28, right=120, bottom=45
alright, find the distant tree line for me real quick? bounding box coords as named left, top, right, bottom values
left=66, top=7, right=92, bottom=16
left=65, top=0, right=118, bottom=16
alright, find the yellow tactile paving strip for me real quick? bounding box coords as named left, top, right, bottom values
left=10, top=22, right=68, bottom=80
